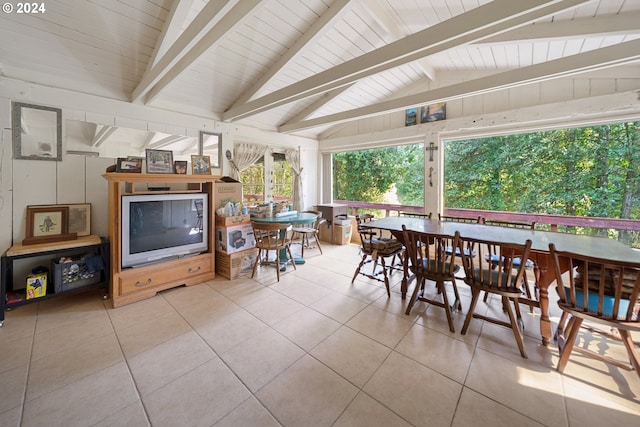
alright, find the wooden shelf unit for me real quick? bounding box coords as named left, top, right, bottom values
left=103, top=173, right=219, bottom=308
left=1, top=235, right=110, bottom=326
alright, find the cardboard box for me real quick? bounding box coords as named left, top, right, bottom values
left=333, top=223, right=352, bottom=245
left=214, top=176, right=243, bottom=210
left=26, top=273, right=47, bottom=299
left=216, top=248, right=258, bottom=279
left=215, top=214, right=251, bottom=227
left=318, top=221, right=333, bottom=243
left=216, top=223, right=256, bottom=254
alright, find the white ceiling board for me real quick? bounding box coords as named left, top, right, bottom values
left=1, top=0, right=638, bottom=145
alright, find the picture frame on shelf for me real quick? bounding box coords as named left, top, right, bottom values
left=174, top=160, right=188, bottom=174
left=191, top=155, right=211, bottom=175
left=23, top=206, right=76, bottom=245
left=145, top=149, right=174, bottom=174
left=116, top=157, right=142, bottom=173
left=65, top=203, right=91, bottom=236
left=36, top=203, right=91, bottom=237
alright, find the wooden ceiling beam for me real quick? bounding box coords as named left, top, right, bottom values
left=222, top=0, right=591, bottom=122
left=280, top=39, right=640, bottom=133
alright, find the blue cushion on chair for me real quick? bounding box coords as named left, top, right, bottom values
left=565, top=287, right=631, bottom=318
left=445, top=246, right=475, bottom=257
left=487, top=254, right=533, bottom=268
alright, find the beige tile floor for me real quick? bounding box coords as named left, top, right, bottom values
left=1, top=242, right=639, bottom=426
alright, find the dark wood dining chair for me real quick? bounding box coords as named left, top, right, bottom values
left=439, top=213, right=481, bottom=268
left=402, top=226, right=462, bottom=332
left=549, top=243, right=640, bottom=378
left=482, top=219, right=539, bottom=312
left=438, top=213, right=482, bottom=224
left=352, top=214, right=403, bottom=296
left=291, top=210, right=326, bottom=257
left=251, top=221, right=296, bottom=282
left=458, top=235, right=533, bottom=358
left=399, top=212, right=432, bottom=219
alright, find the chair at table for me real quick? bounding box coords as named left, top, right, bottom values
left=251, top=221, right=296, bottom=282
left=402, top=226, right=462, bottom=332
left=352, top=214, right=403, bottom=296
left=549, top=244, right=640, bottom=379
left=482, top=219, right=539, bottom=312
left=399, top=212, right=432, bottom=219
left=458, top=235, right=533, bottom=358
left=291, top=211, right=326, bottom=257
left=439, top=213, right=481, bottom=267
left=438, top=214, right=482, bottom=224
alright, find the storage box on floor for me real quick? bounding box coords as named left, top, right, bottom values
left=315, top=203, right=348, bottom=243
left=215, top=248, right=258, bottom=279
left=333, top=215, right=352, bottom=245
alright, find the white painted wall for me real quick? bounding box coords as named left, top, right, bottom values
left=318, top=69, right=640, bottom=215
left=0, top=77, right=318, bottom=254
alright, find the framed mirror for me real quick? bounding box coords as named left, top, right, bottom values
left=199, top=131, right=221, bottom=169
left=12, top=102, right=62, bottom=161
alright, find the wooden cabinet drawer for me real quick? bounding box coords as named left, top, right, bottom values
left=118, top=256, right=211, bottom=295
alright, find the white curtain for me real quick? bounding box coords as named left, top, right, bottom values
left=231, top=142, right=268, bottom=180
left=285, top=148, right=303, bottom=212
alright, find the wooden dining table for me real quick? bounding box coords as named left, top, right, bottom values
left=361, top=216, right=640, bottom=346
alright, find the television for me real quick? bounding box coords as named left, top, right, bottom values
left=121, top=193, right=208, bottom=268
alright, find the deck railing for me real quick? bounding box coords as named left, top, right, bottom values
left=332, top=200, right=640, bottom=247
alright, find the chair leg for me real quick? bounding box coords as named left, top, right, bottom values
left=436, top=280, right=455, bottom=333
left=618, top=329, right=640, bottom=377
left=275, top=250, right=281, bottom=282
left=300, top=233, right=307, bottom=257
left=461, top=288, right=482, bottom=335
left=352, top=254, right=368, bottom=283
left=251, top=249, right=262, bottom=278
left=503, top=296, right=527, bottom=358
left=287, top=246, right=297, bottom=271
left=405, top=276, right=425, bottom=315
left=450, top=279, right=462, bottom=312
left=554, top=312, right=569, bottom=341
left=379, top=257, right=391, bottom=297
left=556, top=316, right=582, bottom=373
left=315, top=232, right=323, bottom=254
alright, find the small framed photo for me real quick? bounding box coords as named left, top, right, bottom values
left=174, top=160, right=188, bottom=174
left=66, top=203, right=91, bottom=236
left=146, top=149, right=174, bottom=174
left=116, top=158, right=142, bottom=173
left=23, top=206, right=76, bottom=245
left=405, top=108, right=417, bottom=126
left=420, top=102, right=446, bottom=123
left=191, top=155, right=211, bottom=175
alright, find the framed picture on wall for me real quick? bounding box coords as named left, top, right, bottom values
left=420, top=102, right=446, bottom=123
left=405, top=108, right=417, bottom=126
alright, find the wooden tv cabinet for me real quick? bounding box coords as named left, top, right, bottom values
left=103, top=173, right=219, bottom=308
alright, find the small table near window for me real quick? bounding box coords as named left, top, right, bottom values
left=252, top=212, right=318, bottom=267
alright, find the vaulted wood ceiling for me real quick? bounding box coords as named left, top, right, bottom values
left=2, top=0, right=639, bottom=139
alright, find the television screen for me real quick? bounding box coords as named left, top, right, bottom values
left=121, top=193, right=208, bottom=268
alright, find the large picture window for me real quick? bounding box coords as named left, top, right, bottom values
left=240, top=152, right=293, bottom=205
